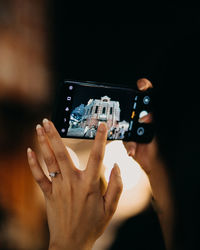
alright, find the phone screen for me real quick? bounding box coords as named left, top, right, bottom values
left=52, top=80, right=153, bottom=142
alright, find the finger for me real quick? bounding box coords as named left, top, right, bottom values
left=42, top=119, right=77, bottom=175
left=137, top=78, right=153, bottom=91
left=27, top=147, right=52, bottom=197
left=123, top=141, right=137, bottom=157
left=138, top=112, right=153, bottom=124
left=86, top=123, right=107, bottom=181
left=137, top=78, right=153, bottom=125
left=104, top=164, right=123, bottom=217
left=36, top=124, right=62, bottom=180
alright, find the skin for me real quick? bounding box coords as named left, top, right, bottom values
left=27, top=78, right=174, bottom=250
left=123, top=78, right=175, bottom=250
left=27, top=121, right=123, bottom=250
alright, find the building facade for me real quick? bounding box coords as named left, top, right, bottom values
left=81, top=96, right=120, bottom=129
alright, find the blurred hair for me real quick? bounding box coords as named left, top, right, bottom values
left=0, top=1, right=53, bottom=249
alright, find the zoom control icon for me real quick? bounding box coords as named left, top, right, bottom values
left=137, top=127, right=144, bottom=136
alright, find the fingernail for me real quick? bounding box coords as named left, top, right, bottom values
left=27, top=147, right=32, bottom=157
left=36, top=124, right=44, bottom=136
left=98, top=123, right=106, bottom=132
left=114, top=163, right=121, bottom=176
left=43, top=118, right=50, bottom=132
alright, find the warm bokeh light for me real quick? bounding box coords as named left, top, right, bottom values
left=104, top=141, right=142, bottom=190
left=0, top=1, right=52, bottom=249
left=63, top=139, right=151, bottom=220
left=66, top=141, right=143, bottom=190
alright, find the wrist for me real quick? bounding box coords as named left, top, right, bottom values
left=49, top=239, right=93, bottom=250
left=147, top=159, right=174, bottom=212
left=147, top=161, right=175, bottom=250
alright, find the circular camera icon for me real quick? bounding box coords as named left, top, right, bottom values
left=137, top=127, right=145, bottom=136
left=143, top=96, right=150, bottom=105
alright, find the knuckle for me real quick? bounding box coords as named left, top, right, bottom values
left=47, top=128, right=56, bottom=138
left=90, top=151, right=103, bottom=163
left=45, top=156, right=56, bottom=166
left=38, top=134, right=46, bottom=143
left=87, top=189, right=99, bottom=199
left=85, top=181, right=99, bottom=198
left=56, top=151, right=67, bottom=162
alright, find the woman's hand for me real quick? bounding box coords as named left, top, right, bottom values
left=27, top=120, right=123, bottom=250
left=123, top=78, right=156, bottom=175
left=123, top=79, right=174, bottom=250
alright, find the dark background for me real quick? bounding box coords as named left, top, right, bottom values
left=51, top=9, right=200, bottom=88
left=51, top=7, right=200, bottom=250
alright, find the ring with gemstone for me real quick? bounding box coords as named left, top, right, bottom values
left=49, top=171, right=61, bottom=178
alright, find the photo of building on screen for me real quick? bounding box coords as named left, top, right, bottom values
left=67, top=96, right=129, bottom=139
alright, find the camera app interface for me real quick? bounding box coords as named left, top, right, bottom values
left=60, top=82, right=136, bottom=140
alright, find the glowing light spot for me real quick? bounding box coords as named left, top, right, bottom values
left=104, top=141, right=142, bottom=190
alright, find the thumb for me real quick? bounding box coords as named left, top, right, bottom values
left=104, top=163, right=123, bottom=218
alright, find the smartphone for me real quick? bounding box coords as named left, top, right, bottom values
left=52, top=80, right=154, bottom=143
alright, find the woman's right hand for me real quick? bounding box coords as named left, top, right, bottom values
left=123, top=78, right=175, bottom=250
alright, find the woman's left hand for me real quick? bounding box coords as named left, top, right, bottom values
left=27, top=120, right=122, bottom=250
